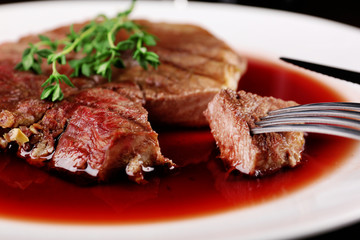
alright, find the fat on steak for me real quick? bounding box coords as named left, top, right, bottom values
left=204, top=89, right=305, bottom=176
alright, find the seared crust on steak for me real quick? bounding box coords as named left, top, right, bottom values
left=204, top=89, right=305, bottom=176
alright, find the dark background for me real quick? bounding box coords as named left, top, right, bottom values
left=0, top=0, right=360, bottom=239
left=0, top=0, right=359, bottom=28
left=198, top=0, right=360, bottom=28
left=0, top=0, right=359, bottom=29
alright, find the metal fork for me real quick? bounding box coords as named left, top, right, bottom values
left=251, top=102, right=360, bottom=140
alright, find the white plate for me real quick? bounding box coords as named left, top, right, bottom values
left=1, top=1, right=360, bottom=239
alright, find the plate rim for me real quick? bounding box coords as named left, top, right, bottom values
left=1, top=1, right=360, bottom=239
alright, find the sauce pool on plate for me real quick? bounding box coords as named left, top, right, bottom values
left=0, top=56, right=356, bottom=224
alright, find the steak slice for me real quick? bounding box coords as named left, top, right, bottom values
left=6, top=86, right=173, bottom=183
left=113, top=20, right=247, bottom=126
left=204, top=89, right=305, bottom=176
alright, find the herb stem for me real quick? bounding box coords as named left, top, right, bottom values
left=107, top=19, right=123, bottom=49
left=52, top=61, right=58, bottom=75
left=53, top=25, right=97, bottom=61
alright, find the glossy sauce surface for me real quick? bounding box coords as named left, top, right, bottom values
left=0, top=57, right=356, bottom=224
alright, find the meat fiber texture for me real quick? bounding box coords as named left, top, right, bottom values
left=204, top=89, right=305, bottom=176
left=0, top=20, right=246, bottom=183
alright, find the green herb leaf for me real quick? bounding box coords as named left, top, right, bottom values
left=122, top=21, right=137, bottom=31
left=143, top=34, right=157, bottom=46
left=83, top=42, right=94, bottom=54
left=81, top=64, right=91, bottom=77
left=67, top=25, right=78, bottom=42
left=116, top=40, right=135, bottom=51
left=38, top=35, right=51, bottom=42
left=59, top=74, right=75, bottom=88
left=41, top=85, right=56, bottom=100
left=37, top=49, right=53, bottom=58
left=52, top=84, right=63, bottom=101
left=96, top=61, right=110, bottom=76
left=14, top=62, right=23, bottom=71
left=22, top=52, right=34, bottom=70
left=31, top=61, right=42, bottom=74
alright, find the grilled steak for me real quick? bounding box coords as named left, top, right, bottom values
left=0, top=20, right=246, bottom=182
left=204, top=89, right=305, bottom=176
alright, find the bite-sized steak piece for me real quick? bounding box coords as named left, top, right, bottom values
left=6, top=86, right=173, bottom=183
left=53, top=105, right=169, bottom=183
left=204, top=89, right=305, bottom=176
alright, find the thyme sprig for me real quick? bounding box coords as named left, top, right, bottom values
left=15, top=0, right=159, bottom=101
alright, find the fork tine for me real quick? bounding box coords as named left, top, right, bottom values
left=270, top=102, right=360, bottom=114
left=263, top=109, right=360, bottom=121
left=257, top=116, right=360, bottom=129
left=251, top=124, right=360, bottom=140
